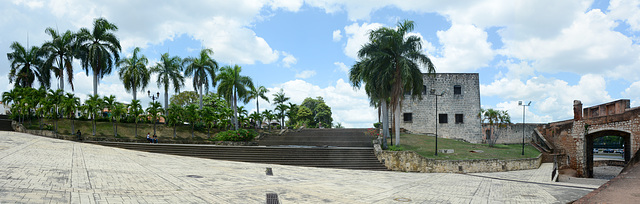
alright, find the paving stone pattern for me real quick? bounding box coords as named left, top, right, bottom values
left=0, top=131, right=597, bottom=203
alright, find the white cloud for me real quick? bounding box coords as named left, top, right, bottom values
left=343, top=22, right=382, bottom=59
left=334, top=62, right=349, bottom=74
left=268, top=0, right=303, bottom=12
left=608, top=0, right=640, bottom=31
left=332, top=30, right=342, bottom=41
left=481, top=74, right=612, bottom=122
left=431, top=23, right=494, bottom=72
left=281, top=51, right=297, bottom=68
left=623, top=81, right=640, bottom=107
left=295, top=70, right=316, bottom=79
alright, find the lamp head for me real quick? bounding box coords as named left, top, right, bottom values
left=518, top=101, right=522, bottom=105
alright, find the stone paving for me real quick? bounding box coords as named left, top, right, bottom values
left=0, top=131, right=598, bottom=203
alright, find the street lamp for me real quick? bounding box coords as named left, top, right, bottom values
left=431, top=89, right=445, bottom=156
left=519, top=101, right=531, bottom=156
left=148, top=90, right=160, bottom=135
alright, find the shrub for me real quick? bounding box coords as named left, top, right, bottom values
left=373, top=122, right=381, bottom=128
left=214, top=129, right=258, bottom=142
left=388, top=145, right=405, bottom=151
left=365, top=128, right=380, bottom=137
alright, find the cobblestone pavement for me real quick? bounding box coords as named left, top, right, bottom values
left=0, top=131, right=598, bottom=203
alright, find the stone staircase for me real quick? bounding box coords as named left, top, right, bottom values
left=89, top=128, right=388, bottom=171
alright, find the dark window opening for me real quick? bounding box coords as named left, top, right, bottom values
left=439, top=114, right=448, bottom=124
left=403, top=113, right=412, bottom=122
left=455, top=114, right=463, bottom=124
left=422, top=85, right=427, bottom=95
left=454, top=85, right=462, bottom=95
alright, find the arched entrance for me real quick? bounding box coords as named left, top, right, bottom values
left=585, top=130, right=631, bottom=178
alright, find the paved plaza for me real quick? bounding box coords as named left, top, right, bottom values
left=0, top=131, right=598, bottom=203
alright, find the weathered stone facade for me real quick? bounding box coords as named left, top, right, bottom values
left=481, top=123, right=542, bottom=144
left=538, top=100, right=640, bottom=177
left=399, top=73, right=482, bottom=143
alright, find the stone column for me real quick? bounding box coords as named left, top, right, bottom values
left=573, top=100, right=583, bottom=120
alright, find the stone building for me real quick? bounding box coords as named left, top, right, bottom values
left=399, top=73, right=483, bottom=143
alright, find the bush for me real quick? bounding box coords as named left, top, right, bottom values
left=214, top=129, right=258, bottom=142
left=388, top=145, right=405, bottom=151
left=373, top=122, right=381, bottom=128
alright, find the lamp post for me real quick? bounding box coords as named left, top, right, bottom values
left=431, top=89, right=445, bottom=156
left=519, top=101, right=531, bottom=156
left=148, top=90, right=160, bottom=135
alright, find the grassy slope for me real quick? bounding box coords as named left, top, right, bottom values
left=388, top=133, right=540, bottom=160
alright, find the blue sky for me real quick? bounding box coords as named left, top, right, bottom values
left=2, top=0, right=640, bottom=127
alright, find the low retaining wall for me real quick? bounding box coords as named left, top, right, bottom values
left=373, top=143, right=542, bottom=173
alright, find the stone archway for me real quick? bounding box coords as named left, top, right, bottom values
left=584, top=130, right=631, bottom=178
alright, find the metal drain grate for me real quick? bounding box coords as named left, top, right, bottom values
left=266, top=167, right=273, bottom=176
left=266, top=193, right=280, bottom=204
left=186, top=175, right=203, bottom=178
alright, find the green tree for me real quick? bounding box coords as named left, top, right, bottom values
left=46, top=89, right=64, bottom=133
left=479, top=108, right=511, bottom=147
left=262, top=109, right=275, bottom=130
left=314, top=102, right=332, bottom=128
left=117, top=47, right=149, bottom=101
left=216, top=65, right=253, bottom=130
left=170, top=91, right=199, bottom=107
left=42, top=28, right=76, bottom=91
left=246, top=85, right=269, bottom=128
left=112, top=102, right=127, bottom=137
left=166, top=104, right=184, bottom=138
left=61, top=93, right=80, bottom=135
left=352, top=20, right=435, bottom=146
left=272, top=89, right=290, bottom=129
left=129, top=99, right=143, bottom=138
left=76, top=17, right=122, bottom=96
left=103, top=95, right=117, bottom=137
left=286, top=102, right=298, bottom=127
left=297, top=106, right=313, bottom=127
left=151, top=53, right=184, bottom=116
left=249, top=111, right=262, bottom=130
left=275, top=103, right=288, bottom=129
left=84, top=94, right=103, bottom=136
left=184, top=104, right=199, bottom=138
left=7, top=42, right=49, bottom=89
left=183, top=48, right=218, bottom=109
left=146, top=101, right=163, bottom=136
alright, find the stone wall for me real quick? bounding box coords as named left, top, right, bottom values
left=373, top=143, right=542, bottom=173
left=399, top=73, right=482, bottom=143
left=481, top=123, right=542, bottom=144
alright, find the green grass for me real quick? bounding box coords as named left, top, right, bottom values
left=21, top=118, right=269, bottom=143
left=385, top=133, right=540, bottom=160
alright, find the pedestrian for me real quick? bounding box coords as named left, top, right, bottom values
left=146, top=132, right=152, bottom=143
left=76, top=130, right=82, bottom=141
left=153, top=134, right=158, bottom=144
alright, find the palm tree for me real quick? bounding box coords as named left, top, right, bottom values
left=7, top=42, right=49, bottom=89
left=166, top=104, right=184, bottom=138
left=129, top=99, right=143, bottom=138
left=146, top=101, right=163, bottom=136
left=355, top=20, right=435, bottom=146
left=76, top=17, right=122, bottom=96
left=216, top=65, right=253, bottom=130
left=262, top=109, right=275, bottom=130
left=103, top=95, right=117, bottom=137
left=117, top=47, right=149, bottom=101
left=249, top=111, right=262, bottom=130
left=479, top=108, right=511, bottom=147
left=272, top=89, right=290, bottom=129
left=84, top=94, right=103, bottom=136
left=151, top=53, right=184, bottom=116
left=111, top=102, right=126, bottom=138
left=184, top=104, right=199, bottom=138
left=183, top=48, right=218, bottom=109
left=42, top=28, right=76, bottom=91
left=275, top=103, right=288, bottom=129
left=46, top=89, right=64, bottom=133
left=246, top=85, right=269, bottom=128
left=61, top=93, right=80, bottom=135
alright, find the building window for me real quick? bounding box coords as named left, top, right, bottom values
left=439, top=114, right=448, bottom=124
left=422, top=85, right=427, bottom=95
left=454, top=85, right=462, bottom=95
left=403, top=113, right=413, bottom=122
left=455, top=114, right=463, bottom=124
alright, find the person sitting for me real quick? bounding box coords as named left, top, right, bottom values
left=153, top=134, right=158, bottom=144
left=146, top=133, right=152, bottom=143
left=76, top=130, right=82, bottom=141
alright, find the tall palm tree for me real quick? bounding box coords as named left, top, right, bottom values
left=151, top=53, right=184, bottom=116
left=356, top=20, right=435, bottom=146
left=183, top=48, right=218, bottom=109
left=103, top=95, right=117, bottom=137
left=166, top=104, right=183, bottom=138
left=275, top=103, right=288, bottom=129
left=479, top=108, right=511, bottom=147
left=42, top=28, right=76, bottom=91
left=117, top=47, right=149, bottom=101
left=76, top=17, right=122, bottom=96
left=216, top=65, right=253, bottom=130
left=246, top=85, right=269, bottom=128
left=129, top=99, right=143, bottom=138
left=112, top=102, right=126, bottom=138
left=46, top=89, right=64, bottom=133
left=7, top=42, right=49, bottom=89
